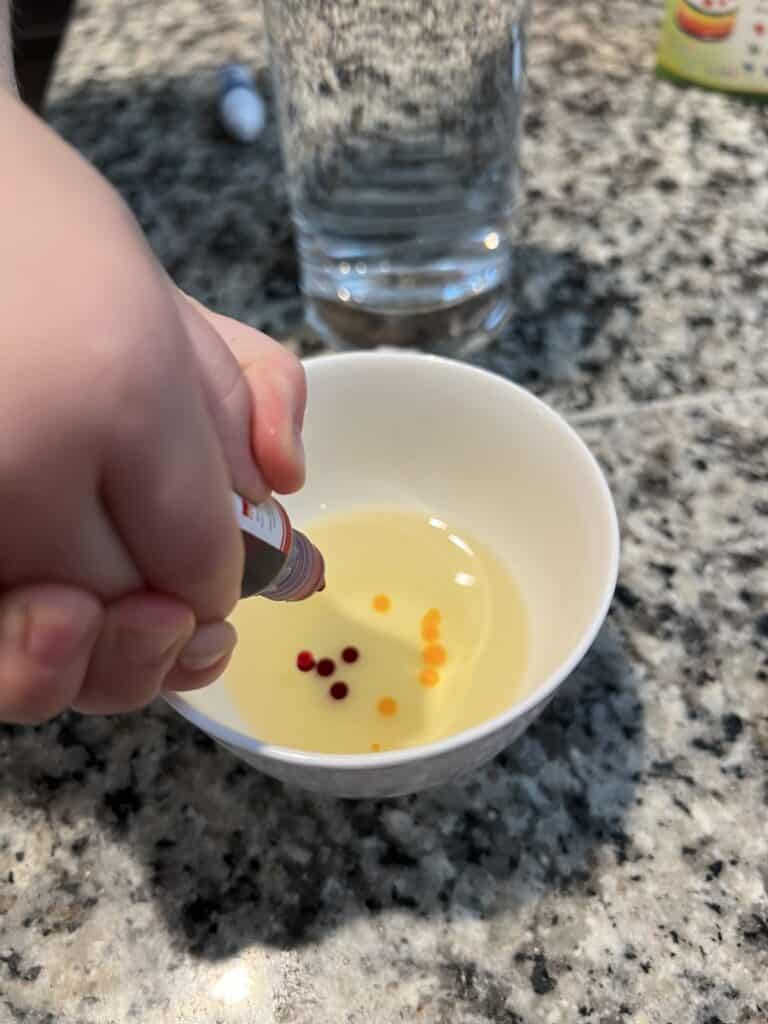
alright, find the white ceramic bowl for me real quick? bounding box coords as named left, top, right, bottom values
left=166, top=352, right=619, bottom=798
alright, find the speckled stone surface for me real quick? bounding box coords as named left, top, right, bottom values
left=43, top=0, right=768, bottom=411
left=1, top=1, right=767, bottom=1022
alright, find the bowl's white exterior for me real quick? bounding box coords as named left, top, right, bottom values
left=166, top=351, right=619, bottom=799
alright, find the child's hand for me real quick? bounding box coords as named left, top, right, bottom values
left=0, top=91, right=306, bottom=721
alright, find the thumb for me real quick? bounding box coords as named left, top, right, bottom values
left=176, top=292, right=307, bottom=499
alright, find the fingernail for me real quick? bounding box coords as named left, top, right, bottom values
left=287, top=363, right=306, bottom=435
left=291, top=420, right=306, bottom=477
left=273, top=372, right=306, bottom=476
left=179, top=622, right=237, bottom=672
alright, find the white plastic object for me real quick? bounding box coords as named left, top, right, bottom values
left=217, top=64, right=266, bottom=143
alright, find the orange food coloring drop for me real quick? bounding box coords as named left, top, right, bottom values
left=373, top=594, right=391, bottom=613
left=371, top=743, right=381, bottom=752
left=377, top=696, right=398, bottom=717
left=423, top=608, right=441, bottom=625
left=419, top=668, right=439, bottom=688
left=423, top=644, right=447, bottom=667
left=421, top=623, right=440, bottom=642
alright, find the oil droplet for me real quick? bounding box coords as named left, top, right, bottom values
left=419, top=668, right=439, bottom=688
left=423, top=644, right=447, bottom=667
left=377, top=696, right=398, bottom=717
left=329, top=681, right=349, bottom=700
left=341, top=646, right=359, bottom=664
left=373, top=594, right=391, bottom=613
left=316, top=658, right=335, bottom=677
left=296, top=650, right=315, bottom=672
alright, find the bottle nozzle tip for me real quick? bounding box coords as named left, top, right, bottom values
left=262, top=530, right=325, bottom=602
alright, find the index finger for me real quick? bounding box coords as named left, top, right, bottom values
left=102, top=349, right=244, bottom=623
left=180, top=293, right=307, bottom=495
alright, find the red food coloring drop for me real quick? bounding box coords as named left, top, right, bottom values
left=296, top=650, right=315, bottom=672
left=341, top=646, right=359, bottom=664
left=317, top=658, right=335, bottom=677
left=330, top=681, right=349, bottom=700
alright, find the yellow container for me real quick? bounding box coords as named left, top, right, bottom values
left=658, top=0, right=768, bottom=94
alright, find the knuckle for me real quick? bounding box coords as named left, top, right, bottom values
left=258, top=339, right=305, bottom=395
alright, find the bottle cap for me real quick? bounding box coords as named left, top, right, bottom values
left=261, top=530, right=326, bottom=602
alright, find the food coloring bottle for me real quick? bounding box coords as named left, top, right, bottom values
left=234, top=494, right=325, bottom=602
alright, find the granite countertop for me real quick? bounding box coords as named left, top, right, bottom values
left=2, top=0, right=767, bottom=1021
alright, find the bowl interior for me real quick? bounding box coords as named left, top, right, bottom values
left=182, top=352, right=618, bottom=754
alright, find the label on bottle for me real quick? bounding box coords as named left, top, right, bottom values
left=658, top=0, right=768, bottom=94
left=234, top=495, right=292, bottom=554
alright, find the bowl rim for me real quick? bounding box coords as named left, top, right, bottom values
left=165, top=350, right=620, bottom=772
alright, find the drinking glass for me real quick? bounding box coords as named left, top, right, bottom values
left=264, top=0, right=529, bottom=353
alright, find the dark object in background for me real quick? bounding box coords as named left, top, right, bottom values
left=12, top=0, right=73, bottom=112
